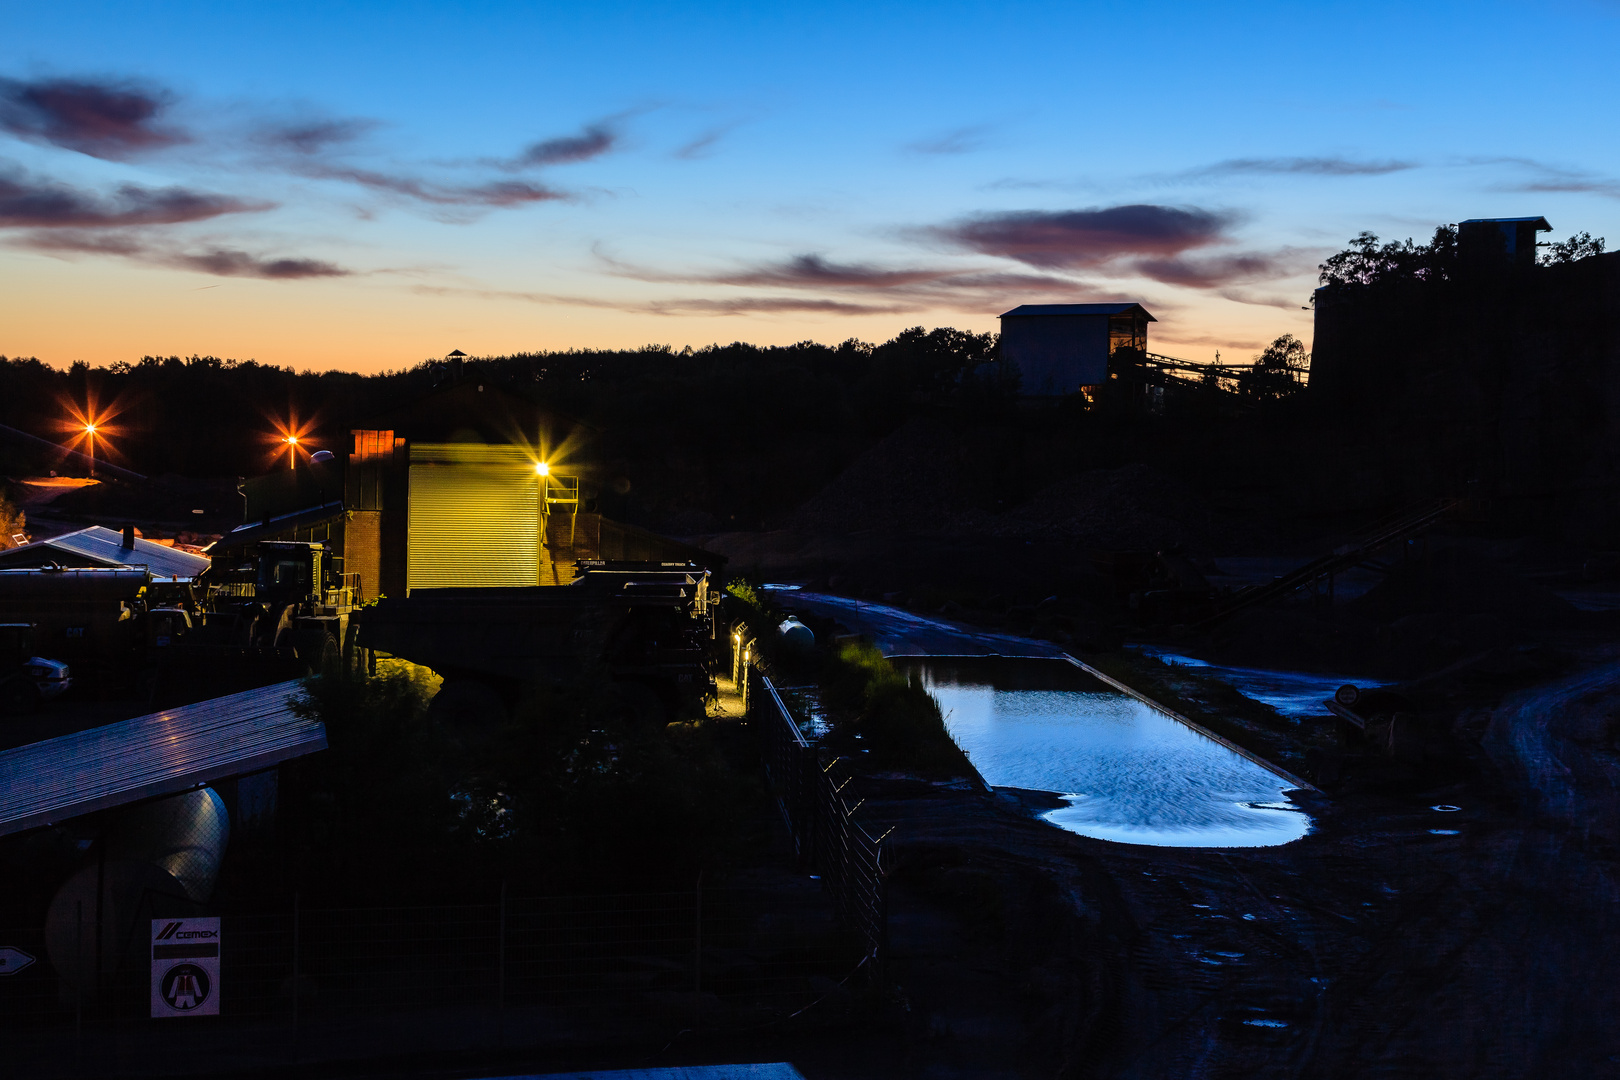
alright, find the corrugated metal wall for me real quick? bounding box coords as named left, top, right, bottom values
left=406, top=463, right=540, bottom=591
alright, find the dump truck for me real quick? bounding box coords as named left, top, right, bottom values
left=358, top=560, right=716, bottom=725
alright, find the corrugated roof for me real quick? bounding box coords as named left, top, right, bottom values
left=1000, top=303, right=1157, bottom=320
left=0, top=526, right=212, bottom=581
left=0, top=680, right=324, bottom=837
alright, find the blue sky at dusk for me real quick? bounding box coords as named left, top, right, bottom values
left=3, top=0, right=1618, bottom=371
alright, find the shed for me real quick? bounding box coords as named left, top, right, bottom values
left=1459, top=216, right=1551, bottom=268
left=999, top=303, right=1155, bottom=396
left=0, top=526, right=212, bottom=582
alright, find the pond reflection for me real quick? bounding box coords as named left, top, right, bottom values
left=900, top=657, right=1312, bottom=849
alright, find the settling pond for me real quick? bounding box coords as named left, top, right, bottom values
left=895, top=656, right=1313, bottom=849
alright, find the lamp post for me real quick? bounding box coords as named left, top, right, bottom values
left=83, top=424, right=96, bottom=478
left=285, top=434, right=298, bottom=472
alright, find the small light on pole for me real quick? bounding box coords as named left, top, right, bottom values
left=285, top=434, right=299, bottom=471
left=83, top=423, right=97, bottom=477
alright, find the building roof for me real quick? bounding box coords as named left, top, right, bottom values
left=0, top=525, right=212, bottom=581
left=1459, top=216, right=1552, bottom=230
left=212, top=499, right=346, bottom=551
left=1000, top=303, right=1157, bottom=321
left=0, top=680, right=324, bottom=837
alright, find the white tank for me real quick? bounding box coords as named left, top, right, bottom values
left=778, top=617, right=815, bottom=651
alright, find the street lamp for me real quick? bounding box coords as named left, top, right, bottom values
left=284, top=434, right=299, bottom=471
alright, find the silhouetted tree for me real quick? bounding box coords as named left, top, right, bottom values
left=1538, top=231, right=1606, bottom=265
left=1318, top=226, right=1458, bottom=289
left=1238, top=334, right=1309, bottom=401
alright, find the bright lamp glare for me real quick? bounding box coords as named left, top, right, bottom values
left=83, top=424, right=96, bottom=434
left=536, top=462, right=549, bottom=476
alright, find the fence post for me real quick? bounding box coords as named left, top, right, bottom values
left=693, top=871, right=703, bottom=1031
left=291, top=891, right=300, bottom=1052
left=498, top=880, right=507, bottom=1047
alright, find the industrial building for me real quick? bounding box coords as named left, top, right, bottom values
left=999, top=303, right=1155, bottom=397
left=215, top=380, right=718, bottom=599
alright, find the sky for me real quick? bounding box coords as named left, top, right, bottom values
left=3, top=0, right=1620, bottom=373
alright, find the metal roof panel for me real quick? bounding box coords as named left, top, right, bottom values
left=0, top=680, right=325, bottom=836
left=0, top=526, right=212, bottom=581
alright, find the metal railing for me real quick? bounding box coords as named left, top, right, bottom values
left=749, top=666, right=889, bottom=972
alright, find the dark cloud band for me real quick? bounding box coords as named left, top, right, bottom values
left=931, top=204, right=1235, bottom=269
left=0, top=76, right=185, bottom=159
left=0, top=170, right=268, bottom=228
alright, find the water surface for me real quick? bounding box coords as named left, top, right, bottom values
left=1133, top=647, right=1384, bottom=719
left=901, top=657, right=1311, bottom=848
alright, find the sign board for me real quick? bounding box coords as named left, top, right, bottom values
left=0, top=946, right=35, bottom=976
left=150, top=917, right=220, bottom=1017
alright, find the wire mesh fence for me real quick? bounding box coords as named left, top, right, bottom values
left=0, top=883, right=872, bottom=1077
left=751, top=667, right=889, bottom=971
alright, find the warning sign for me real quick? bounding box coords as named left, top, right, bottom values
left=150, top=917, right=220, bottom=1017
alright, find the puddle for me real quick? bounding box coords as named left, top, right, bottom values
left=1134, top=647, right=1384, bottom=718
left=900, top=656, right=1312, bottom=849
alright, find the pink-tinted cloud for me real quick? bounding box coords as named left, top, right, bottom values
left=0, top=76, right=186, bottom=159
left=20, top=228, right=350, bottom=279
left=931, top=204, right=1234, bottom=269
left=0, top=169, right=269, bottom=228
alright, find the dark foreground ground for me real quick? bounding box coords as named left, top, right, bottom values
left=9, top=516, right=1620, bottom=1078
left=758, top=584, right=1620, bottom=1078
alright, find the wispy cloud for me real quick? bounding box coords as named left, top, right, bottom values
left=0, top=76, right=186, bottom=159
left=293, top=162, right=567, bottom=211
left=596, top=249, right=1099, bottom=312
left=0, top=167, right=269, bottom=228
left=254, top=116, right=380, bottom=157
left=415, top=283, right=909, bottom=316
left=19, top=229, right=350, bottom=278
left=905, top=124, right=994, bottom=155
left=512, top=122, right=617, bottom=168
left=1178, top=156, right=1417, bottom=179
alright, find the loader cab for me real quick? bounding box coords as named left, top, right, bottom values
left=257, top=542, right=324, bottom=604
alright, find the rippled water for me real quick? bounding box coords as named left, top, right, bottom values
left=901, top=657, right=1312, bottom=849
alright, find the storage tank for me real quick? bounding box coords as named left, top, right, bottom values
left=778, top=616, right=815, bottom=652
left=45, top=786, right=230, bottom=999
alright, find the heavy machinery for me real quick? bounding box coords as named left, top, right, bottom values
left=0, top=542, right=358, bottom=699
left=182, top=541, right=358, bottom=668
left=359, top=560, right=716, bottom=726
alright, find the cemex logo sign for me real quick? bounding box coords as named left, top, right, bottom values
left=150, top=917, right=220, bottom=1017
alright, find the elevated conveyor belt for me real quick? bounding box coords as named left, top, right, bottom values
left=1195, top=500, right=1456, bottom=628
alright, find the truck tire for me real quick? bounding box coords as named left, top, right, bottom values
left=0, top=676, right=40, bottom=715
left=293, top=631, right=340, bottom=675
